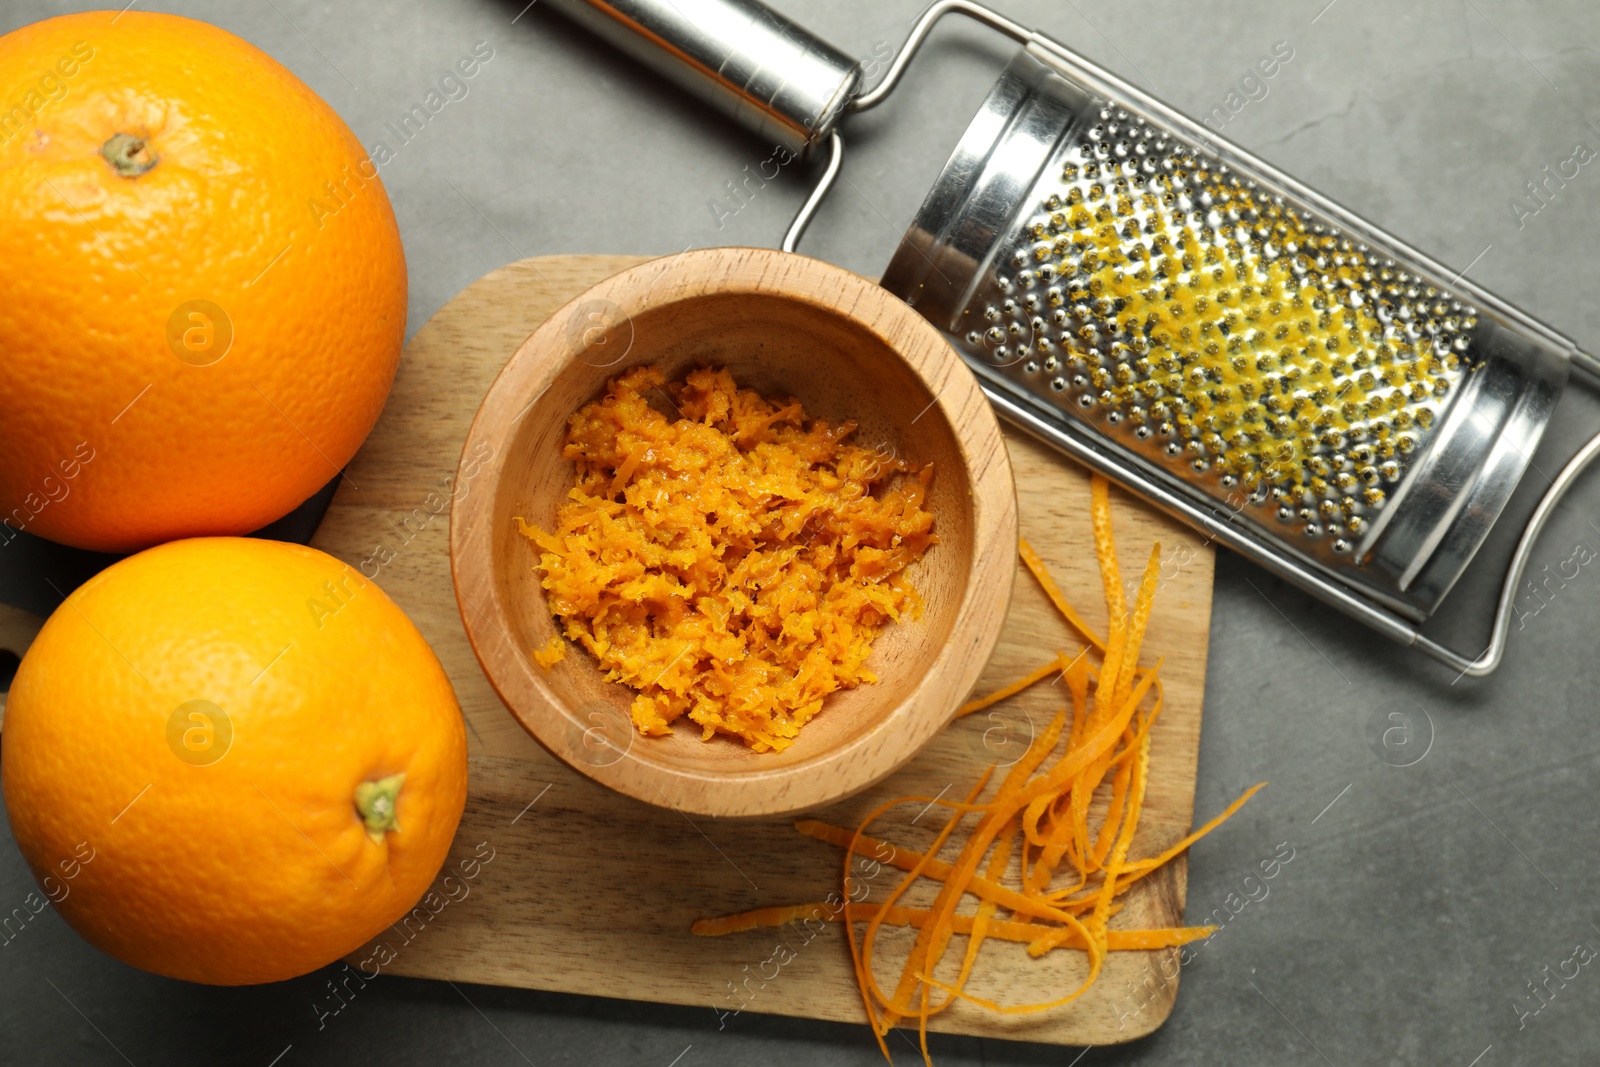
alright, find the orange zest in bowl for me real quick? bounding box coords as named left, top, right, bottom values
left=519, top=365, right=936, bottom=752
left=531, top=635, right=567, bottom=671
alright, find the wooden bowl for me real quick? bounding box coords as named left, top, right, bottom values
left=450, top=247, right=1016, bottom=817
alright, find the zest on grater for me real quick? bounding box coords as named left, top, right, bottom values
left=544, top=0, right=1600, bottom=675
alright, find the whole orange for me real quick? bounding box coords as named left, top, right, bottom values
left=0, top=11, right=406, bottom=552
left=1, top=537, right=468, bottom=985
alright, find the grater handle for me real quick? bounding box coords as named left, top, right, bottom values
left=541, top=0, right=862, bottom=156
left=846, top=1, right=1029, bottom=114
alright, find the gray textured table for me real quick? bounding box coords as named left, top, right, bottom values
left=4, top=1, right=1599, bottom=1063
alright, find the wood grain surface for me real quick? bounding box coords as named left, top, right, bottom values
left=309, top=255, right=1217, bottom=1047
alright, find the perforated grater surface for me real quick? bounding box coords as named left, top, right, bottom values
left=547, top=0, right=1600, bottom=675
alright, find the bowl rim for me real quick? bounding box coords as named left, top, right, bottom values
left=449, top=246, right=1017, bottom=817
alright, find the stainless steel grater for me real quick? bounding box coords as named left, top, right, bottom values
left=543, top=0, right=1600, bottom=676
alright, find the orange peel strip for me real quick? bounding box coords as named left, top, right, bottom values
left=1118, top=781, right=1269, bottom=877
left=874, top=710, right=1065, bottom=1029
left=1019, top=537, right=1106, bottom=651
left=694, top=901, right=1212, bottom=955
left=795, top=820, right=1103, bottom=924
left=956, top=651, right=1068, bottom=718
left=848, top=768, right=994, bottom=1042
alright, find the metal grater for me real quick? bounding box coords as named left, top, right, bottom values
left=544, top=0, right=1600, bottom=676
left=881, top=44, right=1569, bottom=636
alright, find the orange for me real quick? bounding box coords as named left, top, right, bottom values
left=1, top=537, right=468, bottom=985
left=0, top=12, right=406, bottom=552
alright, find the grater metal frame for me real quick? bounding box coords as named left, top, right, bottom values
left=833, top=1, right=1600, bottom=678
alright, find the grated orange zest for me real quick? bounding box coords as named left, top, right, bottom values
left=531, top=635, right=567, bottom=671
left=521, top=365, right=936, bottom=752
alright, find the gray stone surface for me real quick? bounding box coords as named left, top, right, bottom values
left=3, top=0, right=1599, bottom=1063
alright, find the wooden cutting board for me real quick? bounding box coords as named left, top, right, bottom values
left=308, top=255, right=1217, bottom=1046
